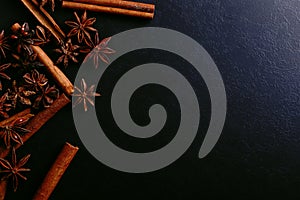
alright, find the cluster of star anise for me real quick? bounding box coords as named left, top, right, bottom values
left=0, top=23, right=59, bottom=119
left=0, top=22, right=59, bottom=192
left=0, top=9, right=114, bottom=193
left=53, top=10, right=115, bottom=69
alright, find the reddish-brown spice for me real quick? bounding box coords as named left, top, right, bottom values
left=33, top=142, right=79, bottom=200
left=0, top=94, right=70, bottom=159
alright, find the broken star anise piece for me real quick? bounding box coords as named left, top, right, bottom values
left=0, top=115, right=32, bottom=148
left=33, top=85, right=59, bottom=109
left=23, top=69, right=48, bottom=92
left=0, top=30, right=11, bottom=59
left=65, top=10, right=97, bottom=46
left=7, top=80, right=36, bottom=108
left=54, top=39, right=79, bottom=68
left=33, top=26, right=51, bottom=46
left=11, top=22, right=35, bottom=56
left=73, top=78, right=101, bottom=112
left=0, top=93, right=11, bottom=119
left=0, top=63, right=11, bottom=91
left=0, top=148, right=31, bottom=192
left=40, top=0, right=55, bottom=12
left=83, top=32, right=116, bottom=69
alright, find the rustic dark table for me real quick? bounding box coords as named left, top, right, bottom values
left=1, top=0, right=300, bottom=199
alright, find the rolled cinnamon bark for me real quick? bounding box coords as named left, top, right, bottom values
left=33, top=142, right=79, bottom=200
left=20, top=0, right=65, bottom=42
left=31, top=45, right=74, bottom=96
left=0, top=94, right=71, bottom=159
left=62, top=1, right=155, bottom=19
left=0, top=179, right=7, bottom=200
left=0, top=108, right=32, bottom=127
left=72, top=0, right=155, bottom=13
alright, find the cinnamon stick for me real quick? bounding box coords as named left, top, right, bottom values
left=33, top=142, right=79, bottom=200
left=71, top=0, right=155, bottom=13
left=31, top=45, right=74, bottom=96
left=0, top=179, right=7, bottom=200
left=20, top=0, right=65, bottom=42
left=0, top=94, right=70, bottom=159
left=32, top=0, right=66, bottom=39
left=11, top=23, right=74, bottom=96
left=62, top=1, right=155, bottom=19
left=0, top=108, right=31, bottom=127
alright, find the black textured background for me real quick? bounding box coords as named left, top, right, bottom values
left=1, top=0, right=300, bottom=199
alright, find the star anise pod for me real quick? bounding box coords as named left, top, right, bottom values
left=0, top=30, right=11, bottom=59
left=0, top=63, right=11, bottom=91
left=33, top=85, right=59, bottom=109
left=11, top=53, right=42, bottom=69
left=23, top=69, right=48, bottom=92
left=65, top=11, right=97, bottom=46
left=0, top=115, right=32, bottom=148
left=11, top=22, right=35, bottom=56
left=7, top=80, right=35, bottom=108
left=54, top=39, right=79, bottom=68
left=40, top=0, right=55, bottom=12
left=0, top=148, right=31, bottom=192
left=33, top=26, right=51, bottom=46
left=83, top=33, right=116, bottom=69
left=73, top=78, right=101, bottom=112
left=0, top=93, right=11, bottom=119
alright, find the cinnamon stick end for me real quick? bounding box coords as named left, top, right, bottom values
left=0, top=179, right=7, bottom=200
left=65, top=142, right=79, bottom=151
left=11, top=23, right=21, bottom=32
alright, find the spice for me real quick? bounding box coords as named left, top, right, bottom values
left=10, top=22, right=35, bottom=56
left=39, top=0, right=55, bottom=12
left=0, top=109, right=31, bottom=127
left=0, top=179, right=7, bottom=200
left=10, top=22, right=73, bottom=96
left=33, top=26, right=51, bottom=46
left=23, top=69, right=48, bottom=92
left=0, top=115, right=32, bottom=148
left=32, top=44, right=74, bottom=96
left=72, top=0, right=155, bottom=13
left=0, top=93, right=70, bottom=159
left=0, top=93, right=11, bottom=119
left=0, top=30, right=10, bottom=59
left=11, top=53, right=42, bottom=69
left=33, top=142, right=79, bottom=200
left=62, top=1, right=155, bottom=19
left=83, top=33, right=115, bottom=68
left=0, top=63, right=11, bottom=90
left=0, top=148, right=31, bottom=192
left=32, top=85, right=59, bottom=109
left=54, top=38, right=80, bottom=68
left=73, top=78, right=101, bottom=111
left=20, top=0, right=65, bottom=43
left=7, top=80, right=36, bottom=108
left=65, top=10, right=97, bottom=46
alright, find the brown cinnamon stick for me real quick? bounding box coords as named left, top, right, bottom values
left=62, top=1, right=155, bottom=19
left=0, top=108, right=31, bottom=127
left=33, top=142, right=79, bottom=200
left=31, top=45, right=74, bottom=96
left=0, top=179, right=7, bottom=200
left=20, top=0, right=65, bottom=42
left=32, top=0, right=66, bottom=39
left=11, top=23, right=73, bottom=96
left=72, top=0, right=155, bottom=13
left=0, top=94, right=70, bottom=159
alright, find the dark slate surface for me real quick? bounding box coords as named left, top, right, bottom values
left=1, top=0, right=300, bottom=199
